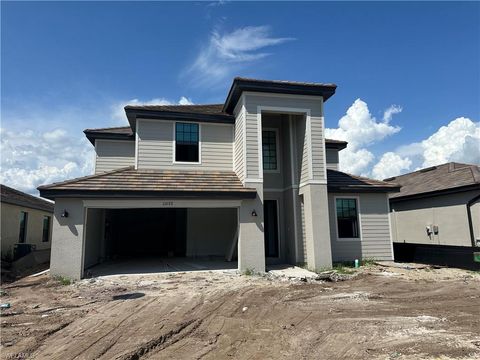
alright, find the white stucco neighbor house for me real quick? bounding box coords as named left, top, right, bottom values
left=38, top=77, right=400, bottom=280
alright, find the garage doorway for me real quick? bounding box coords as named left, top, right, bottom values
left=105, top=208, right=187, bottom=258
left=83, top=207, right=238, bottom=277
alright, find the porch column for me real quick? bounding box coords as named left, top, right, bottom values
left=50, top=198, right=86, bottom=280
left=238, top=183, right=265, bottom=273
left=302, top=184, right=333, bottom=270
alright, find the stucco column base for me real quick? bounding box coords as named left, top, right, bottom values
left=302, top=184, right=333, bottom=270
left=238, top=183, right=265, bottom=273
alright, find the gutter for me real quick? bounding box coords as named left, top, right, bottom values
left=466, top=193, right=480, bottom=248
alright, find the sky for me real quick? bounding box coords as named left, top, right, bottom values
left=1, top=1, right=479, bottom=195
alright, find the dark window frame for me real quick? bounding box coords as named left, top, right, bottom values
left=174, top=122, right=200, bottom=163
left=42, top=215, right=51, bottom=243
left=262, top=129, right=279, bottom=171
left=335, top=197, right=360, bottom=240
left=19, top=211, right=28, bottom=243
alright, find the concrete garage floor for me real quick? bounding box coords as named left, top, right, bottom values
left=86, top=257, right=238, bottom=277
left=86, top=257, right=317, bottom=279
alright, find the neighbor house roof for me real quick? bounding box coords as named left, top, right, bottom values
left=385, top=162, right=480, bottom=201
left=84, top=125, right=348, bottom=149
left=223, top=77, right=337, bottom=113
left=327, top=170, right=401, bottom=193
left=1, top=184, right=54, bottom=212
left=38, top=167, right=257, bottom=200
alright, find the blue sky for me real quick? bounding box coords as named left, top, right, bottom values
left=1, top=1, right=479, bottom=194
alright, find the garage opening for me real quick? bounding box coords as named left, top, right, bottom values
left=83, top=207, right=238, bottom=276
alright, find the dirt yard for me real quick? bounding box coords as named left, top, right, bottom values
left=1, top=263, right=479, bottom=360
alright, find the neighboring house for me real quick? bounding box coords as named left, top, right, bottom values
left=38, top=77, right=400, bottom=280
left=386, top=162, right=480, bottom=270
left=1, top=184, right=54, bottom=261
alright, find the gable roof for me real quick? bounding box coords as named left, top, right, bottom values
left=38, top=167, right=257, bottom=200
left=84, top=125, right=348, bottom=149
left=385, top=162, right=480, bottom=201
left=1, top=184, right=54, bottom=212
left=327, top=170, right=400, bottom=193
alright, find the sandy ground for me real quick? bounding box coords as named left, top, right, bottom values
left=1, top=263, right=479, bottom=360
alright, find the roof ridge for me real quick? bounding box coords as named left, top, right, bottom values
left=37, top=166, right=134, bottom=190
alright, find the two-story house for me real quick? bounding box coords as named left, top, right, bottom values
left=39, top=77, right=400, bottom=280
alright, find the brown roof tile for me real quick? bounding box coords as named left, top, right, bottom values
left=327, top=170, right=400, bottom=193
left=123, top=104, right=227, bottom=114
left=386, top=162, right=480, bottom=200
left=1, top=184, right=54, bottom=212
left=38, top=167, right=257, bottom=200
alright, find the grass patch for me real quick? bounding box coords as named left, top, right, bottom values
left=243, top=268, right=254, bottom=276
left=332, top=264, right=355, bottom=275
left=54, top=276, right=72, bottom=286
left=361, top=258, right=376, bottom=267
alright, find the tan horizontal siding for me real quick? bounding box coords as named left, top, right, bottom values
left=137, top=120, right=233, bottom=171
left=95, top=140, right=135, bottom=174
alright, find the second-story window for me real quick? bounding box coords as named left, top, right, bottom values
left=262, top=130, right=277, bottom=171
left=175, top=122, right=199, bottom=162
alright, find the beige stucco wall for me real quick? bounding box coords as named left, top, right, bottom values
left=329, top=192, right=393, bottom=261
left=50, top=198, right=85, bottom=280
left=390, top=189, right=480, bottom=247
left=1, top=202, right=52, bottom=259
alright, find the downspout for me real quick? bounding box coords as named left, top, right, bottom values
left=466, top=193, right=480, bottom=248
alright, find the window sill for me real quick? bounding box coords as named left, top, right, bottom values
left=336, top=237, right=361, bottom=242
left=172, top=161, right=202, bottom=165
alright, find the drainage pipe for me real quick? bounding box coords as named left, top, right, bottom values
left=466, top=193, right=480, bottom=248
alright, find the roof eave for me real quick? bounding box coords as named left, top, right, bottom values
left=223, top=78, right=337, bottom=114
left=389, top=183, right=480, bottom=202
left=328, top=186, right=401, bottom=193
left=83, top=130, right=134, bottom=145
left=38, top=189, right=257, bottom=201
left=325, top=142, right=348, bottom=151
left=124, top=108, right=235, bottom=129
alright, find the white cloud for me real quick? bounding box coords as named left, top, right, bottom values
left=420, top=117, right=480, bottom=167
left=383, top=104, right=403, bottom=123
left=369, top=117, right=479, bottom=179
left=326, top=99, right=402, bottom=175
left=0, top=127, right=94, bottom=195
left=371, top=152, right=412, bottom=180
left=185, top=25, right=294, bottom=87
left=111, top=97, right=194, bottom=123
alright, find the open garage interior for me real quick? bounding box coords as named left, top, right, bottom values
left=83, top=207, right=239, bottom=276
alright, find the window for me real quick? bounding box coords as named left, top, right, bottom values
left=336, top=198, right=360, bottom=239
left=42, top=216, right=51, bottom=242
left=19, top=211, right=28, bottom=243
left=175, top=122, right=199, bottom=162
left=262, top=130, right=277, bottom=171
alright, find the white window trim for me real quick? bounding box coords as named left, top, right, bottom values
left=172, top=121, right=202, bottom=165
left=262, top=127, right=281, bottom=174
left=334, top=195, right=362, bottom=242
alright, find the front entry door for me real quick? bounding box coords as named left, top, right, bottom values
left=264, top=200, right=279, bottom=258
